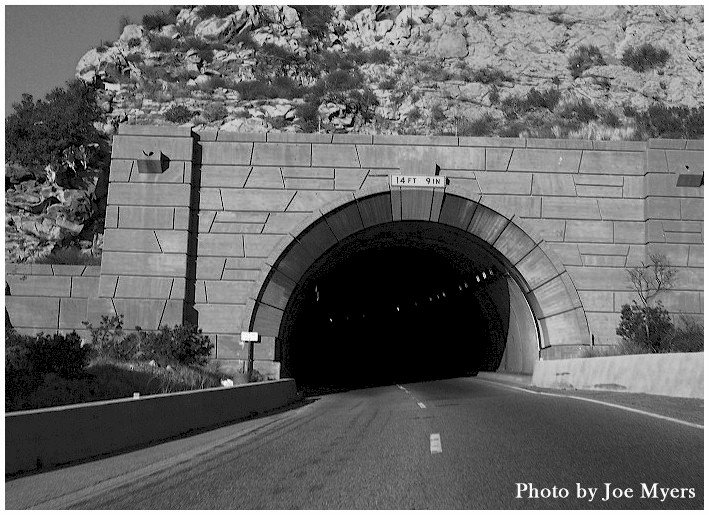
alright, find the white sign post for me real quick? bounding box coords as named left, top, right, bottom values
left=390, top=175, right=446, bottom=188
left=241, top=332, right=259, bottom=378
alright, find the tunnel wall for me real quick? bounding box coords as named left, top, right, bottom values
left=6, top=127, right=703, bottom=378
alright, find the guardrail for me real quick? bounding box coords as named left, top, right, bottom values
left=6, top=379, right=298, bottom=476
left=532, top=352, right=703, bottom=398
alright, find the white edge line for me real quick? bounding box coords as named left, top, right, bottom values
left=475, top=378, right=703, bottom=430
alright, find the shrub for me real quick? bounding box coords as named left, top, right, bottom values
left=165, top=105, right=195, bottom=123
left=232, top=31, right=258, bottom=50
left=631, top=104, right=704, bottom=139
left=621, top=43, right=670, bottom=72
left=138, top=324, right=214, bottom=366
left=616, top=302, right=674, bottom=352
left=149, top=35, right=179, bottom=52
left=379, top=77, right=396, bottom=90
left=488, top=85, right=500, bottom=104
left=198, top=76, right=229, bottom=92
left=295, top=5, right=334, bottom=40
left=470, top=66, right=513, bottom=85
left=126, top=37, right=142, bottom=47
left=568, top=45, right=606, bottom=79
left=204, top=102, right=228, bottom=122
left=142, top=10, right=177, bottom=31
left=558, top=98, right=597, bottom=124
left=668, top=317, right=703, bottom=353
left=199, top=5, right=240, bottom=18
left=7, top=330, right=90, bottom=379
left=33, top=247, right=101, bottom=265
left=125, top=52, right=143, bottom=64
left=6, top=80, right=106, bottom=170
left=500, top=88, right=560, bottom=119
left=494, top=6, right=513, bottom=15
left=322, top=69, right=364, bottom=91
left=296, top=101, right=320, bottom=132
left=457, top=114, right=497, bottom=137
left=344, top=5, right=363, bottom=19
left=430, top=104, right=446, bottom=123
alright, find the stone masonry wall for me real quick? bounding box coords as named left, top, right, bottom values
left=5, top=264, right=100, bottom=337
left=5, top=127, right=702, bottom=375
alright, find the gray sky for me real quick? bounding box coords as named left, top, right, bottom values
left=5, top=4, right=164, bottom=114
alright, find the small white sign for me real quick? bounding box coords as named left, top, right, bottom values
left=240, top=331, right=259, bottom=343
left=391, top=175, right=446, bottom=188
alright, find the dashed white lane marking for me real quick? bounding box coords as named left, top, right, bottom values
left=475, top=378, right=703, bottom=430
left=396, top=384, right=409, bottom=393
left=429, top=433, right=442, bottom=454
left=417, top=402, right=426, bottom=409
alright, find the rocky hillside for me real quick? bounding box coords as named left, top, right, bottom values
left=79, top=4, right=703, bottom=139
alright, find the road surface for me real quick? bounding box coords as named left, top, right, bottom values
left=6, top=377, right=703, bottom=509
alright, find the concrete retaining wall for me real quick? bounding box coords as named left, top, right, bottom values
left=5, top=378, right=298, bottom=476
left=532, top=352, right=703, bottom=398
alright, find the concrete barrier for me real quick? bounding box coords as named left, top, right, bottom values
left=6, top=379, right=298, bottom=476
left=532, top=352, right=703, bottom=399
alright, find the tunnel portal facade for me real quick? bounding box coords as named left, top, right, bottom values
left=6, top=126, right=703, bottom=385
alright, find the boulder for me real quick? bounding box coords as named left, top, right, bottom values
left=194, top=14, right=237, bottom=40
left=176, top=8, right=200, bottom=27
left=119, top=24, right=144, bottom=42
left=435, top=30, right=468, bottom=58
left=282, top=6, right=300, bottom=28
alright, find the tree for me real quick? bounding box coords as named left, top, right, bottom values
left=5, top=79, right=108, bottom=171
left=616, top=254, right=676, bottom=351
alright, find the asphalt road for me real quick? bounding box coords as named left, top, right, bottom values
left=6, top=377, right=703, bottom=509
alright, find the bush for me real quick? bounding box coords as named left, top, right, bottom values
left=500, top=88, right=561, bottom=119
left=470, top=66, right=513, bottom=85
left=204, top=102, right=229, bottom=122
left=558, top=98, right=597, bottom=124
left=631, top=104, right=704, bottom=139
left=6, top=80, right=106, bottom=170
left=296, top=101, right=320, bottom=132
left=165, top=105, right=195, bottom=123
left=33, top=246, right=101, bottom=265
left=668, top=317, right=703, bottom=353
left=321, top=69, right=364, bottom=92
left=142, top=10, right=177, bottom=31
left=379, top=77, right=396, bottom=90
left=126, top=37, right=142, bottom=47
left=621, top=43, right=670, bottom=72
left=568, top=45, right=606, bottom=79
left=137, top=324, right=214, bottom=366
left=295, top=5, right=334, bottom=40
left=149, top=35, right=179, bottom=52
left=6, top=329, right=90, bottom=380
left=457, top=114, right=497, bottom=136
left=616, top=302, right=674, bottom=352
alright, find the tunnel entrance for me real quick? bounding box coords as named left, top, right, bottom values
left=277, top=221, right=535, bottom=392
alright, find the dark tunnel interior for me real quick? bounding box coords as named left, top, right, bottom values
left=276, top=222, right=514, bottom=394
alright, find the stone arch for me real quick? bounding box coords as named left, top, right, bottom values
left=243, top=184, right=591, bottom=374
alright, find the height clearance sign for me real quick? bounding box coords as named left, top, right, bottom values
left=391, top=175, right=446, bottom=188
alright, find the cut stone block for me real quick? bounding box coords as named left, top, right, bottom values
left=195, top=303, right=244, bottom=334
left=59, top=298, right=88, bottom=329
left=477, top=172, right=532, bottom=195
left=251, top=302, right=285, bottom=337
left=666, top=150, right=704, bottom=174
left=647, top=197, right=681, bottom=219
left=287, top=191, right=344, bottom=212
left=312, top=145, right=360, bottom=167
left=647, top=174, right=703, bottom=198
left=468, top=203, right=509, bottom=244
left=200, top=142, right=253, bottom=165
left=537, top=307, right=589, bottom=347
left=325, top=202, right=364, bottom=241
left=6, top=297, right=60, bottom=329
left=483, top=196, right=542, bottom=218
left=578, top=291, right=614, bottom=312
left=574, top=174, right=624, bottom=186
left=565, top=266, right=630, bottom=291
left=546, top=242, right=582, bottom=266
left=579, top=151, right=645, bottom=175
left=268, top=133, right=332, bottom=143
left=118, top=206, right=175, bottom=229
left=508, top=149, right=582, bottom=173
left=85, top=298, right=117, bottom=324
left=281, top=167, right=335, bottom=178
left=205, top=281, right=252, bottom=304
left=689, top=245, right=704, bottom=267
left=200, top=165, right=251, bottom=188
left=222, top=269, right=260, bottom=281
left=245, top=167, right=284, bottom=188
left=438, top=193, right=478, bottom=230
left=114, top=276, right=174, bottom=299
left=274, top=240, right=315, bottom=283
left=210, top=222, right=264, bottom=234
left=108, top=183, right=191, bottom=207
left=528, top=273, right=581, bottom=318
left=401, top=188, right=434, bottom=220
left=101, top=252, right=187, bottom=276
left=119, top=124, right=193, bottom=138
left=485, top=148, right=513, bottom=171
left=294, top=218, right=338, bottom=258
left=564, top=220, right=613, bottom=243
left=216, top=335, right=247, bottom=359
left=527, top=138, right=593, bottom=150
left=598, top=199, right=644, bottom=221
left=543, top=197, right=600, bottom=219
left=112, top=135, right=193, bottom=161
left=680, top=198, right=703, bottom=220
left=531, top=174, right=576, bottom=196
left=6, top=276, right=70, bottom=297
left=98, top=275, right=119, bottom=298
left=357, top=145, right=484, bottom=170
left=221, top=189, right=295, bottom=211
left=71, top=277, right=100, bottom=298
left=516, top=246, right=559, bottom=290
left=494, top=222, right=537, bottom=265
left=258, top=270, right=297, bottom=310
left=199, top=233, right=245, bottom=257
left=613, top=221, right=646, bottom=244
left=335, top=169, right=368, bottom=190
left=251, top=143, right=310, bottom=166
left=103, top=229, right=161, bottom=253
left=244, top=234, right=285, bottom=257
left=622, top=177, right=645, bottom=198
left=283, top=178, right=334, bottom=190
left=445, top=178, right=481, bottom=198
left=582, top=255, right=626, bottom=267
left=575, top=185, right=623, bottom=198
left=110, top=159, right=133, bottom=182
left=522, top=219, right=565, bottom=242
